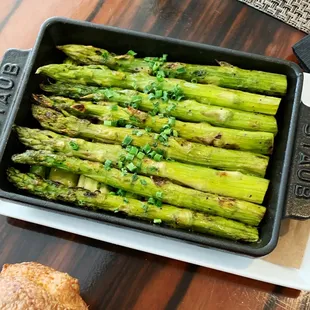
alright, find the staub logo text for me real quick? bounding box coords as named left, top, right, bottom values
left=0, top=63, right=20, bottom=114
left=295, top=124, right=310, bottom=198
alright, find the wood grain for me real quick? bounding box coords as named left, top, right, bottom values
left=0, top=0, right=308, bottom=309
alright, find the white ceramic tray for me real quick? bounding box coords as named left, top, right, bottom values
left=1, top=73, right=309, bottom=291
left=0, top=197, right=310, bottom=291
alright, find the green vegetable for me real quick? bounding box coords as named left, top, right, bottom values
left=7, top=168, right=259, bottom=242
left=12, top=150, right=266, bottom=226
left=40, top=83, right=278, bottom=133
left=31, top=105, right=269, bottom=176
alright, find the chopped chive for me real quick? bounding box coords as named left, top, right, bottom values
left=142, top=204, right=148, bottom=212
left=127, top=50, right=137, bottom=56
left=123, top=197, right=129, bottom=203
left=140, top=179, right=147, bottom=185
left=150, top=150, right=157, bottom=158
left=136, top=130, right=143, bottom=137
left=69, top=141, right=79, bottom=151
left=126, top=162, right=137, bottom=172
left=122, top=135, right=133, bottom=146
left=117, top=189, right=126, bottom=197
left=137, top=152, right=145, bottom=159
left=191, top=78, right=197, bottom=83
left=129, top=146, right=139, bottom=155
left=168, top=117, right=176, bottom=126
left=102, top=51, right=109, bottom=59
left=104, top=120, right=113, bottom=126
left=155, top=191, right=163, bottom=199
left=163, top=128, right=172, bottom=135
left=148, top=93, right=156, bottom=100
left=114, top=208, right=119, bottom=213
left=162, top=91, right=169, bottom=102
left=173, top=130, right=178, bottom=137
left=155, top=200, right=162, bottom=207
left=126, top=153, right=135, bottom=161
left=162, top=54, right=168, bottom=61
left=153, top=153, right=163, bottom=162
left=104, top=159, right=113, bottom=171
left=155, top=90, right=163, bottom=98
left=149, top=166, right=158, bottom=173
left=145, top=127, right=152, bottom=132
left=176, top=67, right=186, bottom=74
left=153, top=218, right=162, bottom=224
left=132, top=129, right=138, bottom=135
left=154, top=133, right=160, bottom=140
left=148, top=197, right=155, bottom=205
left=125, top=124, right=133, bottom=129
left=132, top=95, right=142, bottom=103
left=121, top=168, right=128, bottom=176
left=103, top=89, right=114, bottom=98
left=118, top=161, right=123, bottom=169
left=155, top=148, right=164, bottom=155
left=130, top=115, right=139, bottom=123
left=142, top=144, right=152, bottom=154
left=131, top=173, right=138, bottom=182
left=111, top=104, right=118, bottom=111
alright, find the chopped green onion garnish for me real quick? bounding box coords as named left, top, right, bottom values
left=145, top=127, right=152, bottom=132
left=118, top=161, right=123, bottom=169
left=69, top=141, right=79, bottom=151
left=126, top=153, right=135, bottom=161
left=125, top=124, right=133, bottom=129
left=163, top=128, right=172, bottom=135
left=103, top=89, right=114, bottom=98
left=155, top=90, right=163, bottom=98
left=131, top=173, right=138, bottom=182
left=123, top=197, right=129, bottom=203
left=126, top=162, right=137, bottom=172
left=137, top=152, right=145, bottom=159
left=129, top=146, right=139, bottom=155
left=104, top=159, right=113, bottom=171
left=122, top=135, right=133, bottom=146
left=136, top=130, right=143, bottom=137
left=127, top=50, right=137, bottom=56
left=153, top=218, right=162, bottom=224
left=176, top=67, right=186, bottom=74
left=142, top=144, right=152, bottom=154
left=150, top=150, right=157, bottom=158
left=153, top=154, right=163, bottom=162
left=155, top=191, right=163, bottom=199
left=155, top=199, right=162, bottom=207
left=173, top=130, right=178, bottom=137
left=168, top=117, right=176, bottom=126
left=121, top=168, right=128, bottom=176
left=117, top=189, right=126, bottom=196
left=148, top=197, right=155, bottom=205
left=140, top=179, right=147, bottom=185
left=104, top=120, right=113, bottom=126
left=111, top=105, right=118, bottom=111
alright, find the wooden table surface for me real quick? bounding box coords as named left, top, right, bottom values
left=0, top=0, right=309, bottom=309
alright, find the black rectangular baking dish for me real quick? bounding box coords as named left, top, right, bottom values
left=0, top=17, right=307, bottom=257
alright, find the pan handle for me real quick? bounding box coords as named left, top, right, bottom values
left=284, top=73, right=310, bottom=219
left=0, top=49, right=30, bottom=135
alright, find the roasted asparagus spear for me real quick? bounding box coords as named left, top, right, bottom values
left=7, top=168, right=259, bottom=242
left=58, top=44, right=287, bottom=96
left=16, top=127, right=269, bottom=203
left=36, top=64, right=281, bottom=115
left=41, top=83, right=278, bottom=133
left=31, top=105, right=269, bottom=176
left=12, top=150, right=266, bottom=226
left=34, top=94, right=274, bottom=155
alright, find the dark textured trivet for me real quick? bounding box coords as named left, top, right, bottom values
left=238, top=0, right=310, bottom=33
left=293, top=35, right=310, bottom=72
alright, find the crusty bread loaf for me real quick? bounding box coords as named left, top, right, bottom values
left=0, top=262, right=88, bottom=310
